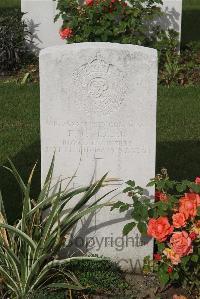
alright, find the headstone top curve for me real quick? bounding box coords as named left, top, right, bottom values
left=39, top=42, right=157, bottom=58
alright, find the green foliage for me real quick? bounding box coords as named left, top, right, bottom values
left=159, top=41, right=200, bottom=86
left=0, top=0, right=20, bottom=8
left=32, top=258, right=128, bottom=298
left=31, top=290, right=65, bottom=299
left=0, top=157, right=116, bottom=298
left=55, top=0, right=178, bottom=58
left=0, top=8, right=33, bottom=74
left=67, top=257, right=128, bottom=293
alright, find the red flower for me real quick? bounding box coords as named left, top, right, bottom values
left=195, top=177, right=200, bottom=184
left=155, top=191, right=168, bottom=202
left=86, top=0, right=94, bottom=5
left=147, top=216, right=173, bottom=242
left=167, top=266, right=173, bottom=273
left=189, top=232, right=198, bottom=241
left=59, top=28, right=73, bottom=39
left=153, top=253, right=161, bottom=261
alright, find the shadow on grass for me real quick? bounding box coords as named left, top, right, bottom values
left=181, top=9, right=200, bottom=46
left=156, top=140, right=200, bottom=181
left=0, top=140, right=40, bottom=224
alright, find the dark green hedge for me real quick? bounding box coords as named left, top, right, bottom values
left=0, top=8, right=32, bottom=74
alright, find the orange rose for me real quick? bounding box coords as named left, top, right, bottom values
left=172, top=212, right=186, bottom=228
left=185, top=192, right=200, bottom=206
left=147, top=216, right=173, bottom=242
left=179, top=194, right=198, bottom=219
left=170, top=231, right=192, bottom=257
left=163, top=248, right=181, bottom=265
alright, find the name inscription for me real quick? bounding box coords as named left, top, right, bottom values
left=44, top=118, right=149, bottom=155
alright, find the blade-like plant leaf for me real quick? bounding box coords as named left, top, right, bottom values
left=4, top=159, right=26, bottom=195
left=0, top=191, right=8, bottom=224
left=0, top=157, right=117, bottom=298
left=68, top=173, right=108, bottom=216
left=0, top=224, right=36, bottom=251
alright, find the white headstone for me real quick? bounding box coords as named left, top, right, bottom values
left=21, top=0, right=64, bottom=53
left=159, top=0, right=182, bottom=42
left=22, top=0, right=182, bottom=51
left=40, top=42, right=157, bottom=271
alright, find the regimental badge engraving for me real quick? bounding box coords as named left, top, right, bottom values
left=73, top=53, right=126, bottom=114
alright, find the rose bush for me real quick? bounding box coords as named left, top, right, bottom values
left=111, top=170, right=200, bottom=295
left=55, top=0, right=178, bottom=61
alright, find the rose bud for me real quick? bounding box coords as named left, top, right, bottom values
left=189, top=232, right=198, bottom=241
left=167, top=266, right=173, bottom=273
left=153, top=253, right=162, bottom=261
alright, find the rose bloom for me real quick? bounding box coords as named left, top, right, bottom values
left=153, top=253, right=161, bottom=261
left=163, top=248, right=181, bottom=265
left=189, top=231, right=198, bottom=241
left=170, top=231, right=193, bottom=257
left=195, top=177, right=200, bottom=184
left=172, top=212, right=186, bottom=228
left=185, top=192, right=200, bottom=206
left=86, top=0, right=94, bottom=5
left=147, top=216, right=173, bottom=242
left=179, top=194, right=198, bottom=219
left=155, top=191, right=168, bottom=202
left=167, top=266, right=173, bottom=273
left=59, top=28, right=73, bottom=39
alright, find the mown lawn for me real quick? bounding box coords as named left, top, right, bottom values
left=0, top=83, right=40, bottom=223
left=0, top=0, right=20, bottom=8
left=182, top=0, right=200, bottom=46
left=0, top=83, right=200, bottom=222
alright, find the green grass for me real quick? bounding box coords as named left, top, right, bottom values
left=157, top=86, right=200, bottom=180
left=0, top=82, right=40, bottom=223
left=182, top=0, right=200, bottom=46
left=183, top=0, right=200, bottom=10
left=0, top=0, right=20, bottom=8
left=1, top=82, right=200, bottom=223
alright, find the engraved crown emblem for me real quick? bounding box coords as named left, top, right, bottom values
left=87, top=53, right=110, bottom=77
left=73, top=52, right=126, bottom=115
